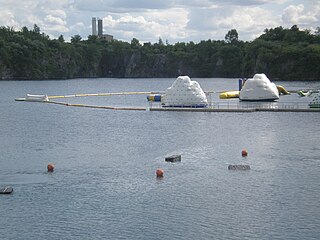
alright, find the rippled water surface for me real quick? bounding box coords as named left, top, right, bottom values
left=0, top=78, right=320, bottom=240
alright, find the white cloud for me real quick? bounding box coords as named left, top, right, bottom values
left=0, top=10, right=17, bottom=27
left=282, top=3, right=319, bottom=26
left=70, top=22, right=86, bottom=32
left=44, top=24, right=69, bottom=33
left=46, top=9, right=67, bottom=19
left=0, top=0, right=319, bottom=42
left=45, top=15, right=66, bottom=26
left=73, top=0, right=172, bottom=12
left=26, top=15, right=42, bottom=26
left=102, top=8, right=189, bottom=42
left=186, top=5, right=280, bottom=41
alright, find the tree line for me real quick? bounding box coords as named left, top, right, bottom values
left=0, top=24, right=320, bottom=80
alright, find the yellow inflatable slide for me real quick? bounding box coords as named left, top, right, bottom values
left=276, top=85, right=290, bottom=95
left=219, top=90, right=240, bottom=99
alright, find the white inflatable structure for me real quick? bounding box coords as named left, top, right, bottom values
left=161, top=76, right=208, bottom=107
left=309, top=92, right=320, bottom=108
left=239, top=73, right=279, bottom=101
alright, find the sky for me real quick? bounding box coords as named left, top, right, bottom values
left=0, top=0, right=319, bottom=43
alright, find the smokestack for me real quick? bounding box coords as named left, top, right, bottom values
left=92, top=17, right=97, bottom=36
left=98, top=18, right=103, bottom=36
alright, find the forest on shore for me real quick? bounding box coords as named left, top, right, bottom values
left=1, top=25, right=320, bottom=80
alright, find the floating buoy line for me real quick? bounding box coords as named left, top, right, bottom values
left=15, top=91, right=163, bottom=111
left=15, top=90, right=320, bottom=112
left=47, top=91, right=160, bottom=99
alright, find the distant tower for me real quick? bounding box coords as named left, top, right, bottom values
left=92, top=17, right=97, bottom=36
left=98, top=18, right=103, bottom=36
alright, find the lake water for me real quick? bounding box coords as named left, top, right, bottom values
left=0, top=78, right=320, bottom=240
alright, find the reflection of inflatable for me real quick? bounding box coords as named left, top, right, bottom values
left=277, top=85, right=290, bottom=95
left=239, top=74, right=279, bottom=101
left=219, top=91, right=239, bottom=99
left=161, top=76, right=208, bottom=107
left=309, top=93, right=320, bottom=108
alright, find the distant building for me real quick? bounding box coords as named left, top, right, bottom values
left=92, top=17, right=114, bottom=42
left=101, top=34, right=114, bottom=42
left=92, top=17, right=97, bottom=36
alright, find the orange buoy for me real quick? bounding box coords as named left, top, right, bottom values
left=47, top=163, right=55, bottom=172
left=156, top=169, right=164, bottom=178
left=242, top=149, right=248, bottom=157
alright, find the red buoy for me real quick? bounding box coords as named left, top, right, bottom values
left=242, top=149, right=248, bottom=157
left=156, top=169, right=164, bottom=178
left=47, top=163, right=55, bottom=172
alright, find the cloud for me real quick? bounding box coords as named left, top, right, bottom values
left=0, top=10, right=15, bottom=26
left=0, top=0, right=37, bottom=29
left=0, top=0, right=70, bottom=33
left=73, top=0, right=173, bottom=12
left=223, top=0, right=287, bottom=5
left=44, top=15, right=66, bottom=26
left=282, top=3, right=319, bottom=26
left=102, top=8, right=189, bottom=42
left=186, top=5, right=280, bottom=41
left=0, top=0, right=319, bottom=43
left=184, top=0, right=287, bottom=7
left=45, top=15, right=65, bottom=26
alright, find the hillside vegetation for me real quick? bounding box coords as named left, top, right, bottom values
left=0, top=25, right=320, bottom=80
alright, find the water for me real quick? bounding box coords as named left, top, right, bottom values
left=0, top=78, right=320, bottom=240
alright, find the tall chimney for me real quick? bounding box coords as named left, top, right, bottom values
left=98, top=18, right=103, bottom=36
left=92, top=17, right=97, bottom=36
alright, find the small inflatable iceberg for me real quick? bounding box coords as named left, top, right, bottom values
left=309, top=92, right=320, bottom=108
left=239, top=74, right=279, bottom=101
left=161, top=76, right=208, bottom=107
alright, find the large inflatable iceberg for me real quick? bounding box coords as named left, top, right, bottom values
left=239, top=73, right=279, bottom=101
left=161, top=76, right=208, bottom=107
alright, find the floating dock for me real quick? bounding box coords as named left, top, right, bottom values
left=44, top=103, right=320, bottom=112
left=0, top=186, right=13, bottom=194
left=165, top=155, right=182, bottom=162
left=228, top=165, right=251, bottom=170
left=150, top=107, right=320, bottom=112
left=15, top=91, right=320, bottom=113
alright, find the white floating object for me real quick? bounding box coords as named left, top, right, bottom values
left=309, top=92, right=320, bottom=108
left=161, top=76, right=208, bottom=107
left=239, top=73, right=279, bottom=101
left=25, top=94, right=49, bottom=102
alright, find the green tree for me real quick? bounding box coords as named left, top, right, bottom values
left=87, top=35, right=98, bottom=43
left=130, top=38, right=141, bottom=49
left=71, top=34, right=82, bottom=44
left=22, top=26, right=29, bottom=34
left=260, top=27, right=285, bottom=41
left=58, top=35, right=65, bottom=43
left=33, top=24, right=40, bottom=34
left=225, top=29, right=238, bottom=44
left=158, top=37, right=164, bottom=46
left=1, top=24, right=320, bottom=80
